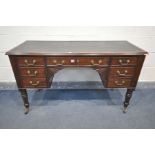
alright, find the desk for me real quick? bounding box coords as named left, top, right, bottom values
left=6, top=41, right=148, bottom=114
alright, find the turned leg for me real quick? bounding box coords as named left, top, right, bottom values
left=19, top=89, right=29, bottom=114
left=123, top=88, right=135, bottom=113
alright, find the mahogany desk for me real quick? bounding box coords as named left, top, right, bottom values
left=6, top=41, right=148, bottom=114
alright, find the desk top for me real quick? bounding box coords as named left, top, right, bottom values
left=6, top=41, right=148, bottom=56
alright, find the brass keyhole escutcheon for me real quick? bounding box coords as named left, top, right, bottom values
left=70, top=59, right=75, bottom=63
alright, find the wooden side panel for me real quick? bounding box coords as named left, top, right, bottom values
left=131, top=55, right=146, bottom=87
left=9, top=56, right=22, bottom=88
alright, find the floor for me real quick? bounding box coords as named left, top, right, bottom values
left=0, top=83, right=155, bottom=129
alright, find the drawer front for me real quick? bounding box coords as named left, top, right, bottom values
left=47, top=57, right=109, bottom=66
left=76, top=57, right=109, bottom=66
left=17, top=57, right=45, bottom=66
left=111, top=57, right=137, bottom=66
left=21, top=78, right=47, bottom=88
left=19, top=68, right=45, bottom=77
left=107, top=77, right=132, bottom=88
left=47, top=57, right=76, bottom=65
left=110, top=67, right=135, bottom=77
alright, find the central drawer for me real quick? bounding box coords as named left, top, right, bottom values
left=47, top=57, right=110, bottom=66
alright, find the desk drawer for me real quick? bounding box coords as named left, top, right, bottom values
left=19, top=67, right=45, bottom=77
left=47, top=57, right=109, bottom=66
left=107, top=77, right=132, bottom=88
left=21, top=78, right=47, bottom=88
left=17, top=57, right=45, bottom=66
left=47, top=57, right=76, bottom=65
left=76, top=57, right=109, bottom=66
left=111, top=57, right=137, bottom=66
left=110, top=67, right=135, bottom=77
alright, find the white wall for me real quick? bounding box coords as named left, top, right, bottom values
left=0, top=26, right=155, bottom=82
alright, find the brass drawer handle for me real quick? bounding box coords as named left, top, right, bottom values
left=116, top=70, right=128, bottom=76
left=53, top=60, right=57, bottom=63
left=61, top=60, right=65, bottom=64
left=90, top=60, right=99, bottom=66
left=98, top=59, right=103, bottom=64
left=27, top=70, right=38, bottom=76
left=24, top=59, right=36, bottom=66
left=29, top=80, right=40, bottom=86
left=57, top=60, right=66, bottom=66
left=53, top=60, right=65, bottom=66
left=118, top=59, right=130, bottom=65
left=114, top=80, right=125, bottom=86
left=91, top=59, right=104, bottom=65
